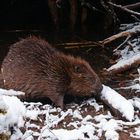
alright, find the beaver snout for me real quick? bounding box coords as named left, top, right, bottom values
left=91, top=80, right=103, bottom=96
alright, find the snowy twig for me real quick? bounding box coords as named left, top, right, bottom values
left=107, top=54, right=140, bottom=74
left=108, top=2, right=140, bottom=16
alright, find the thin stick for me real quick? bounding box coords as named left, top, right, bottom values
left=108, top=2, right=140, bottom=16
left=123, top=2, right=140, bottom=10
left=131, top=15, right=140, bottom=22
left=57, top=41, right=104, bottom=49
left=113, top=35, right=131, bottom=52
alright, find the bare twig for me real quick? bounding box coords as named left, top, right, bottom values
left=57, top=41, right=104, bottom=49
left=123, top=2, right=140, bottom=10
left=113, top=35, right=131, bottom=52
left=131, top=15, right=140, bottom=22
left=108, top=2, right=140, bottom=16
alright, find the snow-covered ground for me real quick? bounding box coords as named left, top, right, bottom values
left=0, top=84, right=140, bottom=140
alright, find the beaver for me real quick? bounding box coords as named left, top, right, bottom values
left=1, top=37, right=103, bottom=108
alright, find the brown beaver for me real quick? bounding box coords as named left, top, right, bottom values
left=1, top=37, right=102, bottom=108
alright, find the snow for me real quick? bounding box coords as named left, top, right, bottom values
left=0, top=88, right=25, bottom=96
left=101, top=85, right=134, bottom=121
left=130, top=97, right=140, bottom=110
left=0, top=95, right=26, bottom=135
left=0, top=86, right=139, bottom=140
left=107, top=53, right=140, bottom=71
left=120, top=22, right=140, bottom=31
left=107, top=38, right=140, bottom=72
left=51, top=125, right=98, bottom=140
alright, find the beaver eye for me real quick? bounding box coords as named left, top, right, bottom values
left=74, top=66, right=83, bottom=73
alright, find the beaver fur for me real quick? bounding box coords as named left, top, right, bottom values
left=1, top=37, right=103, bottom=108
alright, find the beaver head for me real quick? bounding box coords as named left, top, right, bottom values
left=58, top=54, right=103, bottom=97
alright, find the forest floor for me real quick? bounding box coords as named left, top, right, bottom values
left=0, top=22, right=140, bottom=140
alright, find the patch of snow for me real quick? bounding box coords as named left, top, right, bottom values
left=107, top=53, right=140, bottom=71
left=105, top=130, right=119, bottom=140
left=0, top=88, right=25, bottom=96
left=101, top=85, right=134, bottom=121
left=94, top=117, right=121, bottom=140
left=130, top=97, right=140, bottom=110
left=94, top=112, right=112, bottom=122
left=25, top=109, right=40, bottom=120
left=120, top=22, right=140, bottom=31
left=0, top=95, right=26, bottom=134
left=10, top=128, right=23, bottom=140
left=21, top=130, right=34, bottom=140
left=51, top=124, right=98, bottom=140
left=86, top=98, right=103, bottom=111
left=107, top=37, right=140, bottom=72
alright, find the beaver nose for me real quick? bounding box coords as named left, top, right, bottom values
left=92, top=82, right=103, bottom=96
left=96, top=84, right=103, bottom=94
left=91, top=90, right=98, bottom=96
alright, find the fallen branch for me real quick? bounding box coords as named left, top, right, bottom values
left=107, top=54, right=140, bottom=74
left=56, top=41, right=104, bottom=49
left=108, top=2, right=140, bottom=16
left=100, top=24, right=140, bottom=45
left=113, top=35, right=131, bottom=51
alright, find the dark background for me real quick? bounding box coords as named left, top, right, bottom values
left=0, top=0, right=51, bottom=30
left=0, top=0, right=139, bottom=30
